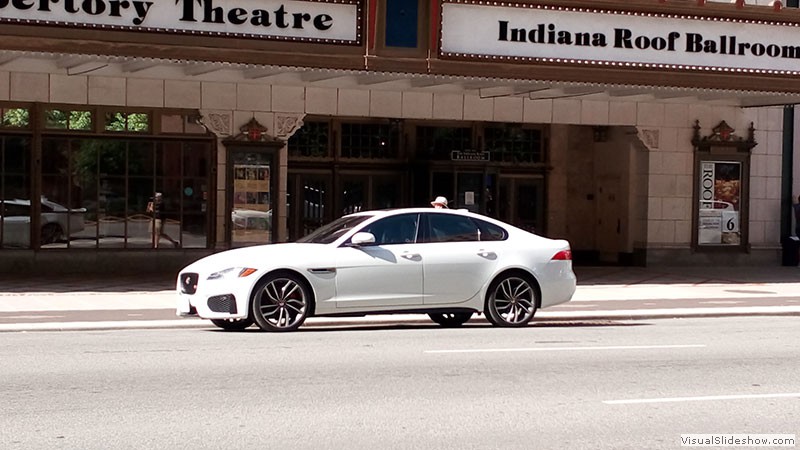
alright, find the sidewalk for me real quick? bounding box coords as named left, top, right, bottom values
left=0, top=265, right=798, bottom=331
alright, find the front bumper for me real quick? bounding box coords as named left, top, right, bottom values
left=176, top=272, right=253, bottom=320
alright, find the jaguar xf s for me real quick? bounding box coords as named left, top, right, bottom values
left=177, top=208, right=576, bottom=332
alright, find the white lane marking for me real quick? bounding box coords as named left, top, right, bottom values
left=3, top=315, right=66, bottom=319
left=424, top=344, right=706, bottom=354
left=700, top=300, right=744, bottom=305
left=604, top=392, right=800, bottom=405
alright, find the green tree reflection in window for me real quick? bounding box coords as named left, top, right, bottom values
left=105, top=112, right=150, bottom=132
left=485, top=126, right=543, bottom=163
left=1, top=108, right=30, bottom=128
left=44, top=109, right=92, bottom=130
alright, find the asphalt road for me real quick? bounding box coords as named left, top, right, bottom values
left=1, top=316, right=798, bottom=450
left=1, top=294, right=798, bottom=325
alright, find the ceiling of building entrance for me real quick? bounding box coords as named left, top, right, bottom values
left=2, top=50, right=799, bottom=108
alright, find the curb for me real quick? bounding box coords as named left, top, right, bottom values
left=2, top=306, right=799, bottom=332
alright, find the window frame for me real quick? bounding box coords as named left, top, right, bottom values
left=373, top=0, right=429, bottom=57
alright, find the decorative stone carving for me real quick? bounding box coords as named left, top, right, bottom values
left=227, top=117, right=282, bottom=144
left=638, top=128, right=660, bottom=150
left=198, top=110, right=232, bottom=137
left=691, top=120, right=756, bottom=153
left=275, top=114, right=306, bottom=139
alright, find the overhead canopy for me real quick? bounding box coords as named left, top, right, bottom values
left=2, top=50, right=799, bottom=108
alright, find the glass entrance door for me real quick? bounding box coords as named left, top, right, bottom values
left=339, top=172, right=403, bottom=215
left=498, top=177, right=544, bottom=234
left=430, top=171, right=497, bottom=216
left=229, top=150, right=275, bottom=247
left=287, top=173, right=331, bottom=241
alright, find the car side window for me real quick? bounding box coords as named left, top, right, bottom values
left=425, top=213, right=480, bottom=243
left=3, top=203, right=30, bottom=217
left=361, top=213, right=419, bottom=245
left=472, top=218, right=508, bottom=241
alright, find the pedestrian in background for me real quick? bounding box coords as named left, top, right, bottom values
left=794, top=194, right=800, bottom=238
left=147, top=192, right=180, bottom=248
left=431, top=196, right=448, bottom=209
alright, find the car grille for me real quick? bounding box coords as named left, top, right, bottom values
left=208, top=295, right=237, bottom=314
left=180, top=273, right=199, bottom=294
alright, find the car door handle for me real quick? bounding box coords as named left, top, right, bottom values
left=401, top=253, right=421, bottom=260
left=477, top=251, right=496, bottom=259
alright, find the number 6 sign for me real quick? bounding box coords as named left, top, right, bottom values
left=721, top=211, right=740, bottom=233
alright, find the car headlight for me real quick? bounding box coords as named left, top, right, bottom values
left=207, top=267, right=258, bottom=280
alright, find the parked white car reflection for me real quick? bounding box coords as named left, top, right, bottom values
left=699, top=200, right=735, bottom=211
left=177, top=208, right=576, bottom=332
left=231, top=208, right=271, bottom=231
left=0, top=198, right=86, bottom=246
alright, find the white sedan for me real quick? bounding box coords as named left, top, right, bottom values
left=1, top=198, right=86, bottom=247
left=177, top=208, right=576, bottom=332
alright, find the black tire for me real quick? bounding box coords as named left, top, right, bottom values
left=41, top=223, right=63, bottom=245
left=250, top=273, right=312, bottom=332
left=484, top=274, right=538, bottom=327
left=428, top=312, right=473, bottom=327
left=210, top=318, right=254, bottom=331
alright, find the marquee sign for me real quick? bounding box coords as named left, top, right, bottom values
left=440, top=1, right=800, bottom=75
left=0, top=0, right=361, bottom=44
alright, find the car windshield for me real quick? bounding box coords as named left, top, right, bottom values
left=296, top=214, right=373, bottom=244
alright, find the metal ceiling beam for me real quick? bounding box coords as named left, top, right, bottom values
left=527, top=88, right=564, bottom=99
left=0, top=55, right=19, bottom=66
left=560, top=86, right=608, bottom=97
left=607, top=88, right=651, bottom=97
left=696, top=92, right=729, bottom=101
left=651, top=90, right=698, bottom=100
left=408, top=78, right=448, bottom=88
left=241, top=68, right=288, bottom=79
left=478, top=86, right=516, bottom=98
left=121, top=61, right=161, bottom=73
left=357, top=75, right=405, bottom=86
left=183, top=64, right=223, bottom=76
left=739, top=95, right=800, bottom=108
left=56, top=56, right=93, bottom=69
left=461, top=80, right=501, bottom=90
left=300, top=71, right=352, bottom=83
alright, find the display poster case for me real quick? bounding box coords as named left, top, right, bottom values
left=691, top=121, right=756, bottom=251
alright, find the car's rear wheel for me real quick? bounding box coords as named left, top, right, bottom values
left=428, top=312, right=473, bottom=327
left=484, top=274, right=538, bottom=327
left=41, top=223, right=63, bottom=245
left=250, top=273, right=312, bottom=332
left=210, top=318, right=254, bottom=331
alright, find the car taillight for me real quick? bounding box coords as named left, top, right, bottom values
left=551, top=250, right=572, bottom=261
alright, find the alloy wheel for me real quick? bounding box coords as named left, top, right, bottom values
left=486, top=276, right=537, bottom=327
left=251, top=275, right=310, bottom=332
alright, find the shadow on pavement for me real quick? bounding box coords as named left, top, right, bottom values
left=1, top=265, right=797, bottom=295
left=574, top=266, right=800, bottom=285
left=0, top=274, right=176, bottom=293
left=201, top=320, right=646, bottom=334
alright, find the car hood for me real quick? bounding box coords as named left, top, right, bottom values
left=182, top=243, right=328, bottom=273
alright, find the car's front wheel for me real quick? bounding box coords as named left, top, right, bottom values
left=250, top=273, right=312, bottom=332
left=428, top=312, right=473, bottom=327
left=41, top=223, right=63, bottom=245
left=484, top=274, right=538, bottom=327
left=210, top=318, right=254, bottom=331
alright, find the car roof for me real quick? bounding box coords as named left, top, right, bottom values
left=1, top=199, right=29, bottom=205
left=347, top=207, right=477, bottom=218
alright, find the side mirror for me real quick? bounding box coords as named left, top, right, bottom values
left=350, top=232, right=376, bottom=246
